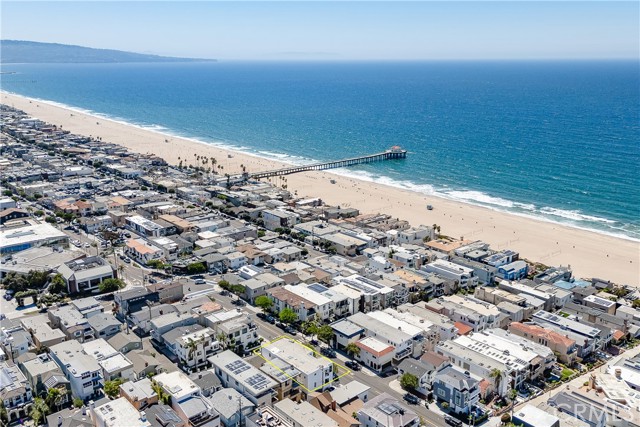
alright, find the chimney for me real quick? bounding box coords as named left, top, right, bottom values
left=331, top=400, right=337, bottom=411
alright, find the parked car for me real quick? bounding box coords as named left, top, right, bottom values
left=123, top=257, right=131, bottom=264
left=444, top=416, right=462, bottom=427
left=345, top=360, right=361, bottom=371
left=194, top=279, right=206, bottom=285
left=265, top=315, right=276, bottom=324
left=256, top=312, right=267, bottom=320
left=321, top=347, right=336, bottom=358
left=403, top=393, right=419, bottom=405
left=285, top=326, right=297, bottom=335
left=4, top=294, right=13, bottom=301
left=310, top=339, right=319, bottom=346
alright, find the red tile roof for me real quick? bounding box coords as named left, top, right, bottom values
left=454, top=322, right=473, bottom=336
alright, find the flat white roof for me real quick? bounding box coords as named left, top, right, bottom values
left=264, top=339, right=332, bottom=375
left=0, top=222, right=67, bottom=249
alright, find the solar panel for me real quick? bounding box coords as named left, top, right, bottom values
left=246, top=374, right=270, bottom=390
left=378, top=402, right=400, bottom=415
left=225, top=360, right=250, bottom=375
left=308, top=283, right=328, bottom=293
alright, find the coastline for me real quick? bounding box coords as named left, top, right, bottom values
left=2, top=91, right=639, bottom=286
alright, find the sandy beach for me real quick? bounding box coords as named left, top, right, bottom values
left=2, top=92, right=639, bottom=286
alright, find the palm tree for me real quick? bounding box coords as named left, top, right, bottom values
left=45, top=387, right=62, bottom=413
left=217, top=332, right=228, bottom=350
left=151, top=380, right=171, bottom=405
left=30, top=397, right=50, bottom=426
left=345, top=343, right=361, bottom=360
left=185, top=337, right=200, bottom=368
left=489, top=368, right=503, bottom=397
left=509, top=387, right=518, bottom=421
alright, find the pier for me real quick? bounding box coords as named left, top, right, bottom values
left=249, top=146, right=407, bottom=180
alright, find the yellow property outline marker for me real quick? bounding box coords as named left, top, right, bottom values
left=253, top=335, right=351, bottom=393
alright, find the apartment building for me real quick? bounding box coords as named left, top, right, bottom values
left=357, top=393, right=419, bottom=427
left=47, top=305, right=95, bottom=343
left=262, top=338, right=333, bottom=393
left=532, top=310, right=603, bottom=358
left=0, top=361, right=33, bottom=422
left=422, top=259, right=479, bottom=288
left=163, top=326, right=220, bottom=373
left=509, top=322, right=577, bottom=365
left=425, top=295, right=501, bottom=332
left=49, top=340, right=103, bottom=400
left=209, top=350, right=277, bottom=407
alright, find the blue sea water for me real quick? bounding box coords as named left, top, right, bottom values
left=1, top=61, right=639, bottom=240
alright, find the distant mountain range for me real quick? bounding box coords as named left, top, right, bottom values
left=0, top=40, right=216, bottom=63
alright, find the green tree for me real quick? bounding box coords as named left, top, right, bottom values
left=217, top=332, right=228, bottom=350
left=279, top=307, right=298, bottom=325
left=0, top=401, right=8, bottom=426
left=104, top=378, right=127, bottom=398
left=490, top=368, right=503, bottom=395
left=49, top=274, right=67, bottom=295
left=400, top=373, right=419, bottom=390
left=151, top=381, right=171, bottom=405
left=73, top=398, right=84, bottom=408
left=45, top=215, right=57, bottom=224
left=99, top=278, right=125, bottom=293
left=509, top=388, right=518, bottom=420
left=218, top=280, right=230, bottom=290
left=302, top=319, right=319, bottom=338
left=254, top=296, right=274, bottom=313
left=185, top=337, right=202, bottom=364
left=30, top=397, right=50, bottom=426
left=500, top=413, right=511, bottom=425
left=45, top=387, right=63, bottom=413
left=257, top=230, right=266, bottom=238
left=345, top=343, right=361, bottom=360
left=186, top=262, right=206, bottom=274
left=316, top=325, right=335, bottom=344
left=633, top=299, right=640, bottom=309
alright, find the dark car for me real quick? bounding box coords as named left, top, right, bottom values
left=403, top=393, right=419, bottom=405
left=285, top=326, right=297, bottom=335
left=445, top=416, right=462, bottom=427
left=321, top=347, right=336, bottom=358
left=345, top=360, right=361, bottom=371
left=310, top=339, right=319, bottom=346
left=256, top=312, right=267, bottom=320
left=276, top=322, right=287, bottom=330
left=265, top=315, right=276, bottom=324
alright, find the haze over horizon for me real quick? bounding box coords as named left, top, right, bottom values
left=1, top=1, right=638, bottom=61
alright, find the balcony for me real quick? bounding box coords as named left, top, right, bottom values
left=392, top=347, right=412, bottom=363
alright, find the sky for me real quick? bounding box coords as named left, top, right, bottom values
left=1, top=1, right=638, bottom=60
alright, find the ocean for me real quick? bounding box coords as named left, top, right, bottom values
left=1, top=61, right=639, bottom=240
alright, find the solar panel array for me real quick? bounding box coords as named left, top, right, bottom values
left=225, top=360, right=250, bottom=375
left=246, top=373, right=271, bottom=391
left=308, top=283, right=329, bottom=293
left=378, top=402, right=401, bottom=415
